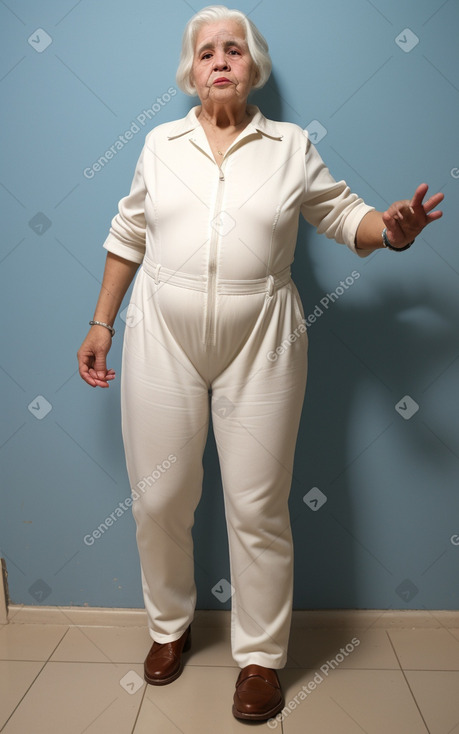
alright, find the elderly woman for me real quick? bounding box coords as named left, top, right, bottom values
left=77, top=4, right=443, bottom=722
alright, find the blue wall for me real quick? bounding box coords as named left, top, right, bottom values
left=1, top=0, right=458, bottom=611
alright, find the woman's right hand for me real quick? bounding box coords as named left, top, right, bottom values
left=77, top=326, right=116, bottom=388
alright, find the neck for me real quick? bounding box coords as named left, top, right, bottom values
left=198, top=101, right=249, bottom=130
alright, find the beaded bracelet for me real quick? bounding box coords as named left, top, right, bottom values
left=382, top=227, right=414, bottom=252
left=89, top=320, right=115, bottom=337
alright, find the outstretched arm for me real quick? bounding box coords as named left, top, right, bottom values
left=355, top=183, right=444, bottom=252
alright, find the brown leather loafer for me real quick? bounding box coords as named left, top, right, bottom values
left=144, top=625, right=191, bottom=685
left=232, top=664, right=284, bottom=721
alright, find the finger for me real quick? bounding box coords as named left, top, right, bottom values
left=422, top=192, right=444, bottom=213
left=385, top=201, right=414, bottom=222
left=89, top=372, right=111, bottom=387
left=94, top=356, right=108, bottom=378
left=88, top=366, right=115, bottom=386
left=78, top=360, right=96, bottom=386
left=383, top=209, right=401, bottom=227
left=426, top=210, right=443, bottom=222
left=383, top=209, right=403, bottom=229
left=88, top=366, right=109, bottom=379
left=410, top=183, right=429, bottom=208
left=80, top=370, right=98, bottom=387
left=96, top=369, right=116, bottom=380
left=78, top=352, right=114, bottom=387
left=385, top=201, right=405, bottom=218
left=394, top=204, right=417, bottom=221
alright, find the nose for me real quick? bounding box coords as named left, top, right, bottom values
left=213, top=50, right=230, bottom=71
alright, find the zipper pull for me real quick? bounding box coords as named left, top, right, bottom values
left=218, top=168, right=225, bottom=181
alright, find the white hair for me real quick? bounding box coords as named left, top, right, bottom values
left=176, top=5, right=272, bottom=96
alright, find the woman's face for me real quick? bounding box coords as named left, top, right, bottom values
left=191, top=19, right=258, bottom=106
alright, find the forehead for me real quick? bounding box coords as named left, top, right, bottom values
left=194, top=20, right=247, bottom=50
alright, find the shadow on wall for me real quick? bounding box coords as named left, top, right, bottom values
left=290, top=224, right=457, bottom=609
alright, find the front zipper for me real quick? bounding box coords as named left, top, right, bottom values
left=204, top=165, right=225, bottom=348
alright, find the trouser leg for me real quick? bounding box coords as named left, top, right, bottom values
left=211, top=283, right=308, bottom=668
left=120, top=272, right=209, bottom=643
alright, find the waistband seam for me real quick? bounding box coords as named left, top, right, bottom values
left=142, top=257, right=291, bottom=295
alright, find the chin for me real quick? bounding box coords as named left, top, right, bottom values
left=211, top=89, right=237, bottom=98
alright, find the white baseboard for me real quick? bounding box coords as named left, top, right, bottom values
left=5, top=603, right=459, bottom=629
left=6, top=604, right=150, bottom=627
left=291, top=609, right=459, bottom=628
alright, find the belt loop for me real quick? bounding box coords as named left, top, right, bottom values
left=267, top=274, right=275, bottom=298
left=154, top=263, right=161, bottom=285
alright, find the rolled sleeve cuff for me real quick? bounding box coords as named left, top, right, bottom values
left=103, top=234, right=145, bottom=264
left=343, top=202, right=376, bottom=257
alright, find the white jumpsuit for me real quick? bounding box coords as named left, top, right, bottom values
left=103, top=105, right=373, bottom=669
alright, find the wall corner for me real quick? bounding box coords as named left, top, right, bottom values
left=0, top=559, right=9, bottom=624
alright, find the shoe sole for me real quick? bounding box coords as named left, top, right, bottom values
left=232, top=696, right=285, bottom=722
left=144, top=629, right=192, bottom=686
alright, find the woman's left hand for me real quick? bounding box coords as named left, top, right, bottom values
left=382, top=183, right=444, bottom=249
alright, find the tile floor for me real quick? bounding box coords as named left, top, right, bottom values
left=1, top=615, right=459, bottom=733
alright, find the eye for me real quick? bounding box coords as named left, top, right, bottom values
left=228, top=49, right=241, bottom=55
left=201, top=52, right=212, bottom=60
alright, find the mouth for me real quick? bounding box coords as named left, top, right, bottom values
left=213, top=77, right=232, bottom=85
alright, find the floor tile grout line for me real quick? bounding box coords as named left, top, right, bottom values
left=130, top=682, right=148, bottom=734
left=80, top=696, right=119, bottom=734
left=132, top=689, right=187, bottom=734
left=5, top=658, right=458, bottom=671
left=402, top=668, right=459, bottom=672
left=0, top=659, right=48, bottom=733
left=386, top=630, right=432, bottom=733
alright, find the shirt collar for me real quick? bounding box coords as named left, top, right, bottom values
left=166, top=105, right=284, bottom=142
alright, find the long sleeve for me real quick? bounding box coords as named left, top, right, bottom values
left=102, top=144, right=147, bottom=264
left=300, top=132, right=374, bottom=256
